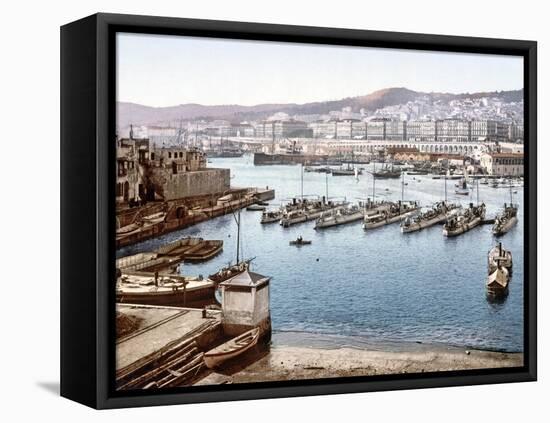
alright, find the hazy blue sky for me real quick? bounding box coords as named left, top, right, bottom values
left=117, top=33, right=523, bottom=108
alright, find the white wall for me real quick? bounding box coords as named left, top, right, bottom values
left=2, top=0, right=546, bottom=421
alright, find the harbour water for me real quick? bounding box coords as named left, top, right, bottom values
left=118, top=155, right=524, bottom=353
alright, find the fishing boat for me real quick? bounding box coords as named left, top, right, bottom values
left=362, top=201, right=419, bottom=230
left=314, top=204, right=364, bottom=229
left=289, top=236, right=312, bottom=246
left=401, top=202, right=460, bottom=233
left=455, top=178, right=470, bottom=195
left=203, top=328, right=260, bottom=369
left=442, top=203, right=486, bottom=237
left=488, top=242, right=513, bottom=273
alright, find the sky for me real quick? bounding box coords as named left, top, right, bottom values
left=117, top=33, right=523, bottom=108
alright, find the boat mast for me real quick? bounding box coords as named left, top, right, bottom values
left=236, top=208, right=241, bottom=264
left=477, top=179, right=480, bottom=205
left=372, top=161, right=376, bottom=201
left=325, top=171, right=329, bottom=201
left=444, top=172, right=448, bottom=203
left=301, top=164, right=304, bottom=201
left=401, top=172, right=405, bottom=203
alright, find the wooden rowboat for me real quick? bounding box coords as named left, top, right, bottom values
left=203, top=327, right=260, bottom=369
left=289, top=239, right=312, bottom=246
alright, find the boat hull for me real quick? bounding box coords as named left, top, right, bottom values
left=204, top=328, right=260, bottom=369
left=116, top=285, right=216, bottom=308
left=315, top=212, right=364, bottom=229
left=401, top=213, right=446, bottom=233
left=493, top=216, right=518, bottom=236
left=363, top=211, right=414, bottom=230
left=443, top=217, right=482, bottom=237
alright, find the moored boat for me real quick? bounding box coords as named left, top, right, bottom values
left=487, top=242, right=513, bottom=274
left=280, top=200, right=346, bottom=227
left=362, top=201, right=419, bottom=230
left=372, top=165, right=401, bottom=179
left=208, top=260, right=252, bottom=284
left=203, top=328, right=260, bottom=369
left=492, top=203, right=518, bottom=236
left=314, top=204, right=364, bottom=229
left=401, top=202, right=460, bottom=233
left=260, top=210, right=282, bottom=224
left=142, top=211, right=167, bottom=225
left=486, top=266, right=510, bottom=298
left=246, top=204, right=266, bottom=211
left=116, top=274, right=216, bottom=308
left=442, top=203, right=486, bottom=237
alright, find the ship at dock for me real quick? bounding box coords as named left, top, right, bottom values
left=443, top=202, right=486, bottom=237
left=401, top=201, right=461, bottom=233
left=362, top=200, right=419, bottom=230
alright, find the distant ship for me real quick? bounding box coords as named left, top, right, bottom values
left=372, top=164, right=401, bottom=179
left=254, top=140, right=327, bottom=165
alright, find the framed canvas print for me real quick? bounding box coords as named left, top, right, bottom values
left=60, top=13, right=537, bottom=409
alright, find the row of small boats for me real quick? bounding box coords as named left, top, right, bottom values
left=262, top=198, right=518, bottom=239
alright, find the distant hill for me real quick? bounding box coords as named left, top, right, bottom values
left=117, top=87, right=523, bottom=127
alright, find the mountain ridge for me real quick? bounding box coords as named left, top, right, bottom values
left=117, top=87, right=523, bottom=127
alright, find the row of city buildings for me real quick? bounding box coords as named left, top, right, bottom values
left=258, top=117, right=523, bottom=142
left=140, top=117, right=523, bottom=144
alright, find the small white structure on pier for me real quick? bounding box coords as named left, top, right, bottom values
left=219, top=270, right=271, bottom=337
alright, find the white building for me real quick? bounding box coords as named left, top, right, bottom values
left=480, top=152, right=524, bottom=176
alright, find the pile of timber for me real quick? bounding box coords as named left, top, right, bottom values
left=116, top=320, right=217, bottom=390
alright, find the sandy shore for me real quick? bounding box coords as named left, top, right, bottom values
left=202, top=344, right=523, bottom=384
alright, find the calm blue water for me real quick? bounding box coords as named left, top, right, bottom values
left=118, top=155, right=524, bottom=352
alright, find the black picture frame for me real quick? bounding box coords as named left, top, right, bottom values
left=60, top=12, right=537, bottom=409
